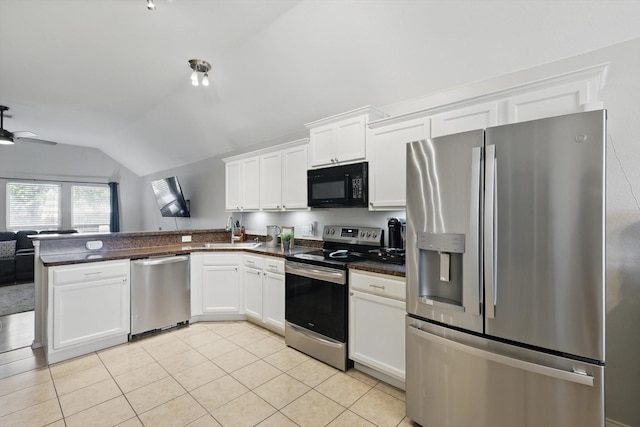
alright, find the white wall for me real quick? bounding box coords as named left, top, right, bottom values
left=139, top=38, right=640, bottom=426
left=140, top=155, right=228, bottom=232
left=0, top=142, right=143, bottom=232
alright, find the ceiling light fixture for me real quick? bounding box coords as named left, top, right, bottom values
left=188, top=59, right=211, bottom=87
left=146, top=0, right=156, bottom=11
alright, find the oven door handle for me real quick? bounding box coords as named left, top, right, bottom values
left=285, top=262, right=347, bottom=285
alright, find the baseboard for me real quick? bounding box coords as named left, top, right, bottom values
left=607, top=418, right=633, bottom=427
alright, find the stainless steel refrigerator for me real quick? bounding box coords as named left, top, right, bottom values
left=405, top=110, right=606, bottom=427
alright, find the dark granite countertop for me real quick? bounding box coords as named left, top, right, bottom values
left=347, top=260, right=406, bottom=278
left=39, top=243, right=316, bottom=267
left=40, top=240, right=405, bottom=278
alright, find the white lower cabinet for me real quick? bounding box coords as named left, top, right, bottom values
left=47, top=259, right=130, bottom=364
left=202, top=265, right=240, bottom=314
left=349, top=270, right=406, bottom=389
left=191, top=252, right=243, bottom=321
left=242, top=254, right=285, bottom=335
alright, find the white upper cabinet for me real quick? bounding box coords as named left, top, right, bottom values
left=260, top=151, right=282, bottom=210
left=431, top=101, right=499, bottom=138
left=367, top=116, right=431, bottom=210
left=224, top=139, right=309, bottom=212
left=281, top=144, right=309, bottom=210
left=241, top=157, right=260, bottom=210
left=306, top=106, right=386, bottom=168
left=225, top=161, right=241, bottom=211
left=224, top=157, right=260, bottom=211
left=504, top=78, right=598, bottom=123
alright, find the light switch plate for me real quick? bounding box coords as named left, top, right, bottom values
left=181, top=235, right=192, bottom=243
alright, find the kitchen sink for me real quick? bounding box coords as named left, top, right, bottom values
left=192, top=242, right=262, bottom=249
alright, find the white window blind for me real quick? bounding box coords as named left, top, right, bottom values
left=7, top=182, right=61, bottom=230
left=72, top=185, right=111, bottom=232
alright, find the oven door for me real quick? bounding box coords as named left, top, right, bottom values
left=285, top=261, right=347, bottom=342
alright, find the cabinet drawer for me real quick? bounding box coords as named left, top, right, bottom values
left=52, top=260, right=129, bottom=286
left=202, top=253, right=240, bottom=266
left=244, top=254, right=264, bottom=270
left=262, top=257, right=284, bottom=275
left=350, top=270, right=405, bottom=301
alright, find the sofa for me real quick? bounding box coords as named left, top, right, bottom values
left=0, top=229, right=78, bottom=285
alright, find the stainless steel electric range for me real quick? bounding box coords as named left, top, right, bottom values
left=284, top=225, right=383, bottom=370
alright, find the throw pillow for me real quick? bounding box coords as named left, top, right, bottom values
left=0, top=240, right=16, bottom=258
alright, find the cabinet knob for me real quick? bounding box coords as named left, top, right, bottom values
left=277, top=205, right=280, bottom=209
left=369, top=202, right=373, bottom=206
left=282, top=205, right=286, bottom=209
left=350, top=292, right=354, bottom=296
left=334, top=157, right=339, bottom=163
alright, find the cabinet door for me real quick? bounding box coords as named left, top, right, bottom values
left=202, top=265, right=240, bottom=314
left=505, top=80, right=592, bottom=123
left=225, top=161, right=241, bottom=211
left=309, top=125, right=336, bottom=168
left=431, top=101, right=499, bottom=138
left=263, top=271, right=285, bottom=332
left=335, top=115, right=367, bottom=164
left=241, top=157, right=260, bottom=210
left=349, top=290, right=406, bottom=382
left=53, top=276, right=129, bottom=350
left=368, top=117, right=430, bottom=210
left=260, top=151, right=282, bottom=210
left=282, top=145, right=308, bottom=210
left=243, top=267, right=263, bottom=319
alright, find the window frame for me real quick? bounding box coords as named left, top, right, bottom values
left=6, top=181, right=62, bottom=231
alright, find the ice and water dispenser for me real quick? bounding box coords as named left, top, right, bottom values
left=417, top=232, right=466, bottom=310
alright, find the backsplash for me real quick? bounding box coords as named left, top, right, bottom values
left=239, top=209, right=406, bottom=246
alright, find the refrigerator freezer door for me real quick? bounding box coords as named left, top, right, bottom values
left=485, top=110, right=605, bottom=361
left=406, top=319, right=604, bottom=427
left=406, top=130, right=484, bottom=333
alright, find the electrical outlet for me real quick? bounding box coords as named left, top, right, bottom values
left=300, top=225, right=312, bottom=237
left=86, top=241, right=103, bottom=250
left=181, top=235, right=192, bottom=243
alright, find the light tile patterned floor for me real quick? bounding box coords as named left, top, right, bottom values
left=0, top=321, right=419, bottom=427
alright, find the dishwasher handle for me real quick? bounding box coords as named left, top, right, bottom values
left=132, top=255, right=189, bottom=266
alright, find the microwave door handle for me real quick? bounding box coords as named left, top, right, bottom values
left=344, top=174, right=350, bottom=200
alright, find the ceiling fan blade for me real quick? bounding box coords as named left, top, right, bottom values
left=12, top=131, right=37, bottom=138
left=15, top=137, right=58, bottom=146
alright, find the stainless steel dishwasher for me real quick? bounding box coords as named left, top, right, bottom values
left=130, top=255, right=190, bottom=337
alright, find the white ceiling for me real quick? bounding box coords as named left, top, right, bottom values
left=1, top=0, right=640, bottom=176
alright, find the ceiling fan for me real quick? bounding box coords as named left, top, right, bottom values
left=0, top=105, right=58, bottom=146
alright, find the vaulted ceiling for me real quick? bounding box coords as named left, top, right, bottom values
left=2, top=0, right=640, bottom=176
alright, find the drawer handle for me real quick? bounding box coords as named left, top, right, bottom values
left=369, top=284, right=385, bottom=290
left=84, top=272, right=102, bottom=276
left=267, top=264, right=278, bottom=270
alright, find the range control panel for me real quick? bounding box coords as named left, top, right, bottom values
left=323, top=225, right=384, bottom=246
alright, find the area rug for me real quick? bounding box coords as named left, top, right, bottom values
left=0, top=283, right=35, bottom=317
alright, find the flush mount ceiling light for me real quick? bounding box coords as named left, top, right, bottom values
left=146, top=0, right=156, bottom=11
left=188, top=59, right=211, bottom=87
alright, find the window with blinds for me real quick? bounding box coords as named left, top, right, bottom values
left=72, top=185, right=111, bottom=232
left=7, top=182, right=61, bottom=230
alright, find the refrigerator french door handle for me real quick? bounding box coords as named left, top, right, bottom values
left=407, top=324, right=594, bottom=387
left=465, top=146, right=482, bottom=316
left=484, top=144, right=497, bottom=319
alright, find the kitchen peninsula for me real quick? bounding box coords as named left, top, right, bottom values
left=31, top=229, right=404, bottom=365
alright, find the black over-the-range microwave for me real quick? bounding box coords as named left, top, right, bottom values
left=307, top=161, right=368, bottom=208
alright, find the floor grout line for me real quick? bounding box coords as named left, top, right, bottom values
left=0, top=320, right=410, bottom=427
